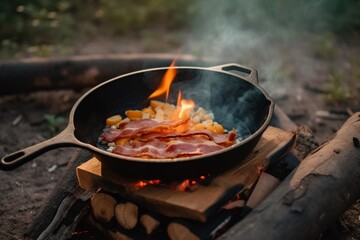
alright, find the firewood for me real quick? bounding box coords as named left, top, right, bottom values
left=87, top=214, right=133, bottom=240
left=167, top=207, right=244, bottom=240
left=140, top=213, right=161, bottom=235
left=219, top=112, right=360, bottom=240
left=114, top=202, right=139, bottom=230
left=245, top=172, right=280, bottom=209
left=24, top=149, right=94, bottom=240
left=90, top=192, right=117, bottom=223
left=167, top=221, right=200, bottom=240
left=272, top=106, right=297, bottom=131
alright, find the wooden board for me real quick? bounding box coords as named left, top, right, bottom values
left=76, top=126, right=295, bottom=222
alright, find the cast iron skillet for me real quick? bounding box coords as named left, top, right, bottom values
left=0, top=64, right=274, bottom=179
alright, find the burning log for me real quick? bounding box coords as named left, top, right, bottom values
left=219, top=112, right=360, bottom=240
left=166, top=171, right=283, bottom=240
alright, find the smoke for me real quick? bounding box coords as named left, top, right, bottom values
left=179, top=0, right=346, bottom=96
left=165, top=0, right=354, bottom=138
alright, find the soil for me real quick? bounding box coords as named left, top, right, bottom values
left=0, top=38, right=359, bottom=240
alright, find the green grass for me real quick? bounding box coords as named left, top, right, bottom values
left=43, top=114, right=65, bottom=134
left=322, top=51, right=360, bottom=106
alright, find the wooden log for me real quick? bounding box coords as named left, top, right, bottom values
left=90, top=192, right=117, bottom=223
left=0, top=54, right=213, bottom=95
left=87, top=215, right=133, bottom=240
left=139, top=213, right=163, bottom=235
left=245, top=172, right=280, bottom=209
left=219, top=112, right=360, bottom=240
left=271, top=105, right=297, bottom=132
left=167, top=209, right=242, bottom=240
left=114, top=202, right=139, bottom=230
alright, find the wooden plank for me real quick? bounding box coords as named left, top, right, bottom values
left=76, top=126, right=295, bottom=222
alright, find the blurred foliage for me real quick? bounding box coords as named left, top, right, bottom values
left=0, top=0, right=194, bottom=57
left=1, top=0, right=359, bottom=58
left=313, top=34, right=336, bottom=60
left=323, top=71, right=351, bottom=103
left=321, top=48, right=360, bottom=106
left=43, top=113, right=65, bottom=134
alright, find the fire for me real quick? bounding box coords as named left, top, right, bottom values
left=177, top=91, right=195, bottom=119
left=149, top=60, right=195, bottom=120
left=132, top=175, right=210, bottom=192
left=148, top=60, right=176, bottom=100
left=133, top=180, right=161, bottom=188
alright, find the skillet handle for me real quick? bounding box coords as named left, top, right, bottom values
left=209, top=63, right=258, bottom=85
left=0, top=126, right=86, bottom=171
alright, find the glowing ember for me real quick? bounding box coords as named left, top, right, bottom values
left=133, top=180, right=161, bottom=188
left=132, top=175, right=211, bottom=192
left=178, top=179, right=191, bottom=192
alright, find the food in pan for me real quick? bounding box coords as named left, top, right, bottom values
left=99, top=100, right=237, bottom=159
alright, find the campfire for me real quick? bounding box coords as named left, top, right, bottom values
left=75, top=124, right=294, bottom=240
left=72, top=62, right=295, bottom=239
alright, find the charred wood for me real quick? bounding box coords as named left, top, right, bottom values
left=24, top=149, right=94, bottom=240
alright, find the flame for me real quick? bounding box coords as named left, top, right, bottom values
left=148, top=59, right=195, bottom=124
left=179, top=98, right=195, bottom=119
left=148, top=60, right=176, bottom=100
left=171, top=90, right=195, bottom=120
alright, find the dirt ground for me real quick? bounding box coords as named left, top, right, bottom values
left=0, top=39, right=359, bottom=239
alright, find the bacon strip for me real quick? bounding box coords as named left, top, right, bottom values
left=101, top=118, right=237, bottom=159
left=139, top=129, right=237, bottom=146
left=101, top=118, right=189, bottom=142
left=113, top=138, right=225, bottom=158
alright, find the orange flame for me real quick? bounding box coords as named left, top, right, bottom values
left=172, top=90, right=195, bottom=120
left=179, top=98, right=195, bottom=119
left=148, top=60, right=176, bottom=100
left=149, top=60, right=195, bottom=121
